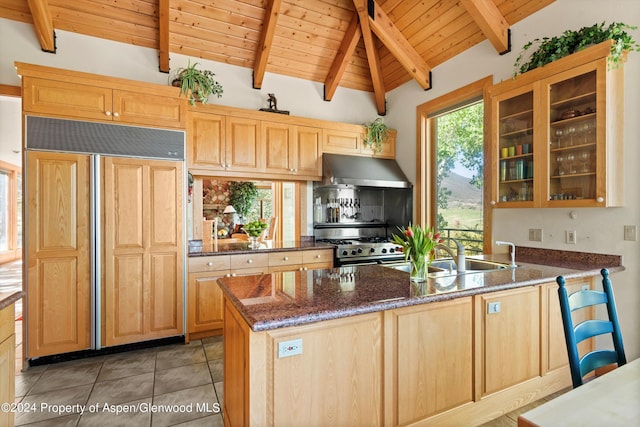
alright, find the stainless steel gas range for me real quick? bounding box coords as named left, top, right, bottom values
left=316, top=237, right=405, bottom=266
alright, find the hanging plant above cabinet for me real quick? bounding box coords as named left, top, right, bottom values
left=363, top=117, right=390, bottom=154
left=513, top=22, right=640, bottom=76
left=172, top=60, right=223, bottom=106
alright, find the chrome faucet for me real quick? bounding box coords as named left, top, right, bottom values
left=435, top=238, right=466, bottom=273
left=496, top=241, right=517, bottom=268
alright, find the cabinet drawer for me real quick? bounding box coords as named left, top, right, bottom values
left=230, top=253, right=269, bottom=270
left=302, top=249, right=334, bottom=265
left=189, top=256, right=231, bottom=273
left=269, top=251, right=304, bottom=267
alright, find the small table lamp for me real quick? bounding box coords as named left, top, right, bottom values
left=223, top=205, right=236, bottom=236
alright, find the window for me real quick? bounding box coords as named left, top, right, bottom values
left=416, top=77, right=493, bottom=254
left=0, top=160, right=21, bottom=264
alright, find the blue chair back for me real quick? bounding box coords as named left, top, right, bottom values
left=556, top=268, right=626, bottom=388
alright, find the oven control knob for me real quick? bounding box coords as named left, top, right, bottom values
left=370, top=247, right=375, bottom=253
left=341, top=250, right=348, bottom=256
left=357, top=248, right=363, bottom=254
left=351, top=249, right=357, bottom=255
left=381, top=248, right=388, bottom=254
left=389, top=248, right=395, bottom=253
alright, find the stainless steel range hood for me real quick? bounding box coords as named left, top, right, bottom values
left=319, top=153, right=412, bottom=188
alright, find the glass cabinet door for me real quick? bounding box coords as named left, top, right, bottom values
left=496, top=90, right=535, bottom=205
left=546, top=69, right=598, bottom=204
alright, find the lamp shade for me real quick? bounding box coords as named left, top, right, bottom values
left=223, top=205, right=236, bottom=214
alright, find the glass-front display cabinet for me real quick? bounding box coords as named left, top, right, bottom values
left=488, top=41, right=624, bottom=208
left=493, top=87, right=536, bottom=206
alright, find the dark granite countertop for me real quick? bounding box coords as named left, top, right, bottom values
left=0, top=290, right=23, bottom=310
left=218, top=250, right=624, bottom=332
left=188, top=240, right=333, bottom=257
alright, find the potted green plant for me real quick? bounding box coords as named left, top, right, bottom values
left=513, top=22, right=640, bottom=76
left=228, top=181, right=258, bottom=223
left=363, top=117, right=390, bottom=154
left=172, top=60, right=223, bottom=105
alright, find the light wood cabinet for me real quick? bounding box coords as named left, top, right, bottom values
left=387, top=297, right=473, bottom=425
left=322, top=127, right=362, bottom=154
left=0, top=304, right=16, bottom=427
left=488, top=41, right=624, bottom=208
left=224, top=301, right=383, bottom=427
left=22, top=77, right=186, bottom=129
left=187, top=249, right=333, bottom=340
left=188, top=112, right=226, bottom=170
left=262, top=122, right=322, bottom=179
left=361, top=128, right=397, bottom=158
left=102, top=157, right=183, bottom=347
left=476, top=286, right=540, bottom=396
left=26, top=151, right=92, bottom=358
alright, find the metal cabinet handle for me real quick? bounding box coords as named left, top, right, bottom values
left=490, top=200, right=496, bottom=205
left=284, top=256, right=289, bottom=261
left=247, top=259, right=253, bottom=264
left=596, top=197, right=604, bottom=203
left=113, top=112, right=119, bottom=117
left=315, top=255, right=321, bottom=259
left=231, top=273, right=237, bottom=277
left=207, top=262, right=213, bottom=266
left=105, top=111, right=111, bottom=116
left=225, top=273, right=231, bottom=277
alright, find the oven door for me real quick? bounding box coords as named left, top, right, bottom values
left=336, top=256, right=404, bottom=267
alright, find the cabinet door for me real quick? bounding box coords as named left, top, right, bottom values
left=541, top=59, right=623, bottom=207
left=102, top=157, right=183, bottom=347
left=295, top=126, right=322, bottom=177
left=322, top=128, right=362, bottom=154
left=188, top=112, right=226, bottom=170
left=478, top=287, right=540, bottom=396
left=26, top=151, right=92, bottom=357
left=113, top=90, right=186, bottom=128
left=392, top=298, right=473, bottom=424
left=226, top=116, right=261, bottom=172
left=188, top=273, right=225, bottom=334
left=262, top=121, right=296, bottom=174
left=490, top=84, right=537, bottom=207
left=22, top=77, right=113, bottom=122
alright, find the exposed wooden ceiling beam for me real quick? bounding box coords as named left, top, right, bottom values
left=460, top=0, right=511, bottom=54
left=158, top=0, right=170, bottom=73
left=253, top=0, right=283, bottom=89
left=366, top=0, right=431, bottom=90
left=353, top=0, right=386, bottom=115
left=26, top=0, right=55, bottom=53
left=324, top=13, right=362, bottom=101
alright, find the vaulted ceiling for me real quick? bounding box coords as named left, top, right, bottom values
left=1, top=0, right=554, bottom=114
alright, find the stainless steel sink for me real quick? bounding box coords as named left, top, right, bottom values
left=431, top=258, right=514, bottom=272
left=383, top=258, right=514, bottom=276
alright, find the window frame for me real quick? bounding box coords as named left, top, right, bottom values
left=415, top=76, right=494, bottom=254
left=0, top=159, right=22, bottom=264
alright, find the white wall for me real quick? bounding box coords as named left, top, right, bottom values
left=0, top=96, right=21, bottom=167
left=1, top=1, right=638, bottom=358
left=387, top=0, right=640, bottom=360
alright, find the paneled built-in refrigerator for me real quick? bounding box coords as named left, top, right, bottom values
left=25, top=116, right=185, bottom=359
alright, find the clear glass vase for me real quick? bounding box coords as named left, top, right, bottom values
left=248, top=236, right=260, bottom=249
left=410, top=255, right=428, bottom=283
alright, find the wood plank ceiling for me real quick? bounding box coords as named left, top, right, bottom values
left=1, top=0, right=554, bottom=114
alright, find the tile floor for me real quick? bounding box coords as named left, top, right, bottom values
left=3, top=259, right=567, bottom=426
left=14, top=337, right=224, bottom=426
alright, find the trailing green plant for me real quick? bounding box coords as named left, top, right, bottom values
left=363, top=117, right=390, bottom=154
left=172, top=60, right=223, bottom=105
left=228, top=181, right=258, bottom=222
left=513, top=22, right=640, bottom=76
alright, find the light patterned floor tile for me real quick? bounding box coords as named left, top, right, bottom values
left=28, top=362, right=101, bottom=395
left=154, top=362, right=212, bottom=396
left=15, top=384, right=92, bottom=425
left=77, top=397, right=152, bottom=427
left=87, top=372, right=154, bottom=405
left=155, top=346, right=206, bottom=371
left=151, top=383, right=218, bottom=427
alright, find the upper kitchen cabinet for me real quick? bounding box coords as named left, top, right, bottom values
left=322, top=125, right=397, bottom=159
left=17, top=63, right=187, bottom=129
left=262, top=122, right=322, bottom=180
left=487, top=41, right=624, bottom=208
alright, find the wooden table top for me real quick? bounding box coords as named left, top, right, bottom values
left=518, top=358, right=640, bottom=426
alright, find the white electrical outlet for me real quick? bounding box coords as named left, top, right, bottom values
left=487, top=302, right=501, bottom=314
left=278, top=338, right=303, bottom=358
left=565, top=230, right=577, bottom=244
left=624, top=225, right=637, bottom=241
left=528, top=228, right=543, bottom=242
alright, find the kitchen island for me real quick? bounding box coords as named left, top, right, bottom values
left=218, top=253, right=623, bottom=427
